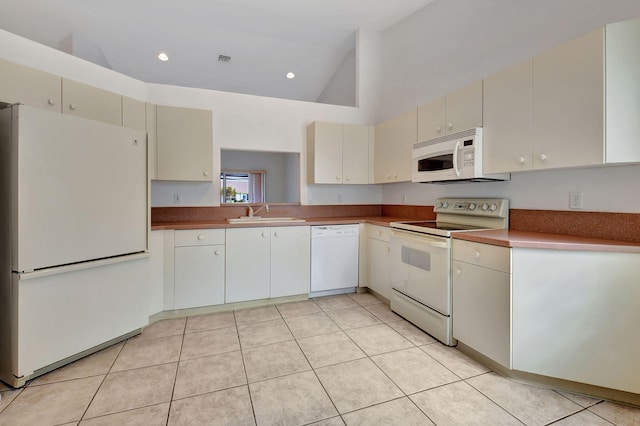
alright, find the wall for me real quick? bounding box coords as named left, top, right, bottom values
left=316, top=48, right=356, bottom=107
left=381, top=163, right=640, bottom=213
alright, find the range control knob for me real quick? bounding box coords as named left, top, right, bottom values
left=442, top=202, right=449, bottom=208
left=481, top=203, right=489, bottom=211
left=490, top=203, right=498, bottom=212
left=436, top=201, right=443, bottom=208
left=468, top=203, right=476, bottom=210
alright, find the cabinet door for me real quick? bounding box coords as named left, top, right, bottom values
left=270, top=226, right=310, bottom=298
left=174, top=245, right=225, bottom=309
left=445, top=80, right=483, bottom=134
left=533, top=28, right=604, bottom=169
left=483, top=60, right=534, bottom=173
left=122, top=97, right=146, bottom=131
left=307, top=121, right=342, bottom=184
left=62, top=79, right=122, bottom=126
left=225, top=228, right=270, bottom=303
left=417, top=96, right=446, bottom=142
left=452, top=260, right=511, bottom=368
left=342, top=124, right=369, bottom=184
left=373, top=109, right=417, bottom=183
left=368, top=238, right=391, bottom=300
left=0, top=59, right=61, bottom=112
left=156, top=105, right=213, bottom=181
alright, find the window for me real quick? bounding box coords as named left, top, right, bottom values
left=220, top=170, right=266, bottom=203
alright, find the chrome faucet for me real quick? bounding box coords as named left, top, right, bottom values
left=248, top=204, right=269, bottom=217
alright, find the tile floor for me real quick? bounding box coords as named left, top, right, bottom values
left=0, top=293, right=639, bottom=425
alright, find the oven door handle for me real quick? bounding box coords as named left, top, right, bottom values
left=390, top=229, right=450, bottom=248
left=453, top=140, right=461, bottom=177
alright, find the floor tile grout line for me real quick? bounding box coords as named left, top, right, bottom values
left=544, top=406, right=615, bottom=426
left=78, top=338, right=126, bottom=422
left=234, top=311, right=259, bottom=426
left=164, top=319, right=188, bottom=426
left=463, top=376, right=532, bottom=426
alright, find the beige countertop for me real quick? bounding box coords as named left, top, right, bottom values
left=453, top=229, right=640, bottom=253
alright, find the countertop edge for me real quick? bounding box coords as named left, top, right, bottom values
left=453, top=229, right=640, bottom=253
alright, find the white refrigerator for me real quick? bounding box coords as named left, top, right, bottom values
left=0, top=104, right=149, bottom=387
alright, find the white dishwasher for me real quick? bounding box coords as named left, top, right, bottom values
left=310, top=224, right=359, bottom=296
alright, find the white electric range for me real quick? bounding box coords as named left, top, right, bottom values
left=389, top=198, right=509, bottom=346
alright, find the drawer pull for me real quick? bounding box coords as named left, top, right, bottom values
left=474, top=251, right=480, bottom=258
left=197, top=234, right=205, bottom=241
left=214, top=250, right=221, bottom=256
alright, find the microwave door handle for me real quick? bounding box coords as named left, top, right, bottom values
left=453, top=141, right=461, bottom=177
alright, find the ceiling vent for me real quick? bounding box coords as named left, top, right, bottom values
left=218, top=54, right=231, bottom=63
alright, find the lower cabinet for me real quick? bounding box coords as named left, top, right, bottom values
left=174, top=229, right=225, bottom=309
left=367, top=225, right=392, bottom=300
left=226, top=226, right=310, bottom=303
left=452, top=239, right=511, bottom=368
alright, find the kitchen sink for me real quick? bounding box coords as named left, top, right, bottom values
left=226, top=216, right=306, bottom=224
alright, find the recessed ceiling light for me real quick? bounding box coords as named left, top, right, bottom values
left=286, top=72, right=295, bottom=79
left=157, top=52, right=169, bottom=61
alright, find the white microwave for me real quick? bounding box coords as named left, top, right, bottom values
left=412, top=128, right=510, bottom=183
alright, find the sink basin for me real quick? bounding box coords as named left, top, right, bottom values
left=227, top=216, right=306, bottom=224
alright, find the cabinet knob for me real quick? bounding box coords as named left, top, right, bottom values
left=387, top=174, right=392, bottom=180
left=393, top=173, right=398, bottom=179
left=539, top=154, right=547, bottom=161
left=386, top=247, right=391, bottom=252
left=203, top=171, right=209, bottom=177
left=518, top=156, right=525, bottom=164
left=474, top=251, right=480, bottom=258
left=336, top=176, right=341, bottom=181
left=274, top=231, right=279, bottom=237
left=448, top=122, right=453, bottom=130
left=345, top=176, right=350, bottom=181
left=47, top=98, right=56, bottom=106
left=214, top=250, right=221, bottom=255
left=197, top=234, right=205, bottom=241
left=456, top=268, right=461, bottom=274
left=261, top=232, right=267, bottom=237
left=436, top=126, right=442, bottom=134
left=133, top=139, right=139, bottom=146
left=69, top=103, right=77, bottom=110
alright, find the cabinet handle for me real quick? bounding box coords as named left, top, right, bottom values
left=197, top=234, right=205, bottom=241
left=436, top=126, right=442, bottom=134
left=345, top=176, right=350, bottom=181
left=69, top=103, right=77, bottom=110
left=47, top=98, right=56, bottom=105
left=214, top=250, right=221, bottom=255
left=203, top=171, right=210, bottom=177
left=448, top=122, right=453, bottom=130
left=456, top=268, right=461, bottom=274
left=539, top=154, right=547, bottom=161
left=386, top=247, right=391, bottom=252
left=393, top=173, right=398, bottom=179
left=261, top=232, right=267, bottom=237
left=274, top=231, right=279, bottom=237
left=386, top=174, right=392, bottom=180
left=474, top=251, right=480, bottom=258
left=518, top=156, right=525, bottom=164
left=335, top=175, right=341, bottom=181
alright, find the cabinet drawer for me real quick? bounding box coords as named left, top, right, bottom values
left=367, top=224, right=391, bottom=242
left=452, top=239, right=510, bottom=272
left=174, top=229, right=225, bottom=247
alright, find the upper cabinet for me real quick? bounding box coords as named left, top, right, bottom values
left=417, top=80, right=482, bottom=141
left=373, top=109, right=417, bottom=183
left=0, top=58, right=61, bottom=112
left=533, top=28, right=604, bottom=170
left=484, top=19, right=640, bottom=173
left=146, top=103, right=157, bottom=180
left=307, top=121, right=372, bottom=184
left=483, top=59, right=534, bottom=174
left=155, top=105, right=213, bottom=181
left=62, top=79, right=122, bottom=126
left=122, top=97, right=146, bottom=131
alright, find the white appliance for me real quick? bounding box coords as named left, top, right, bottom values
left=310, top=224, right=359, bottom=296
left=390, top=198, right=509, bottom=346
left=0, top=104, right=149, bottom=387
left=412, top=128, right=510, bottom=183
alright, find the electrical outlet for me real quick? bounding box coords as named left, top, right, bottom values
left=569, top=192, right=583, bottom=209
left=173, top=192, right=183, bottom=204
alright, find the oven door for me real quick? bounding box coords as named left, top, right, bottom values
left=390, top=229, right=451, bottom=315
